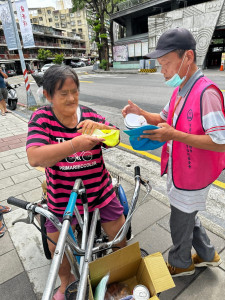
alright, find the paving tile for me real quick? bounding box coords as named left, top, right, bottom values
left=0, top=145, right=10, bottom=152
left=28, top=265, right=60, bottom=296
left=0, top=164, right=29, bottom=180
left=23, top=187, right=43, bottom=202
left=9, top=141, right=27, bottom=149
left=219, top=248, right=225, bottom=271
left=0, top=146, right=25, bottom=158
left=0, top=272, right=37, bottom=300
left=0, top=230, right=14, bottom=255
left=0, top=154, right=19, bottom=164
left=0, top=176, right=14, bottom=190
left=4, top=208, right=51, bottom=271
left=131, top=223, right=172, bottom=254
left=2, top=156, right=28, bottom=169
left=131, top=197, right=170, bottom=236
left=0, top=178, right=41, bottom=201
left=11, top=169, right=44, bottom=184
left=0, top=249, right=24, bottom=284
left=176, top=267, right=225, bottom=300
left=0, top=163, right=3, bottom=171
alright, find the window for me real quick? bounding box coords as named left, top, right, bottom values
left=39, top=17, right=43, bottom=21
left=49, top=18, right=52, bottom=22
left=61, top=14, right=66, bottom=19
left=38, top=9, right=41, bottom=14
left=78, top=20, right=82, bottom=25
left=54, top=15, right=59, bottom=19
left=70, top=13, right=74, bottom=17
left=71, top=21, right=75, bottom=26
left=55, top=23, right=59, bottom=28
left=76, top=11, right=81, bottom=17
left=47, top=10, right=51, bottom=14
left=78, top=28, right=82, bottom=33
left=61, top=23, right=67, bottom=28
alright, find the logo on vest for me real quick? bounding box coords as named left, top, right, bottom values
left=187, top=109, right=193, bottom=121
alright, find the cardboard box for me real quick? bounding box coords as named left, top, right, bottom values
left=89, top=242, right=175, bottom=299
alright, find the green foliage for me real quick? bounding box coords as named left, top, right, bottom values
left=53, top=53, right=64, bottom=64
left=97, top=42, right=103, bottom=49
left=37, top=49, right=52, bottom=61
left=99, top=33, right=107, bottom=39
left=93, top=23, right=101, bottom=32
left=99, top=59, right=108, bottom=70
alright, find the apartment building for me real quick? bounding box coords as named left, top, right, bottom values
left=28, top=6, right=94, bottom=56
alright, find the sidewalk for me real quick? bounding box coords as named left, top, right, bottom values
left=0, top=112, right=225, bottom=300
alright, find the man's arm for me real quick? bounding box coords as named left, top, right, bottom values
left=0, top=68, right=8, bottom=79
left=143, top=123, right=225, bottom=152
left=122, top=100, right=165, bottom=125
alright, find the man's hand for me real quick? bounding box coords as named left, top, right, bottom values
left=77, top=120, right=115, bottom=135
left=141, top=123, right=176, bottom=142
left=122, top=100, right=141, bottom=117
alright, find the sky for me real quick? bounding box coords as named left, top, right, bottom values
left=26, top=0, right=72, bottom=9
left=27, top=0, right=57, bottom=8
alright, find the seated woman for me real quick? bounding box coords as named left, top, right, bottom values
left=26, top=65, right=126, bottom=300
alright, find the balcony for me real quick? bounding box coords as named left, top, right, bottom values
left=117, top=0, right=151, bottom=11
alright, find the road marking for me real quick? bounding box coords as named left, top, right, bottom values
left=119, top=142, right=161, bottom=162
left=80, top=80, right=93, bottom=83
left=221, top=90, right=225, bottom=92
left=119, top=142, right=225, bottom=189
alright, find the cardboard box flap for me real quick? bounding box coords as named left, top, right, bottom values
left=89, top=242, right=142, bottom=288
left=143, top=252, right=175, bottom=294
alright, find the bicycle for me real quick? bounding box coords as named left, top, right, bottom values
left=7, top=166, right=151, bottom=300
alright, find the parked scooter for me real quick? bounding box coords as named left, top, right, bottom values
left=5, top=81, right=20, bottom=110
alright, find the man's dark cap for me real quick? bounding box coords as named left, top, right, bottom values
left=145, top=28, right=196, bottom=59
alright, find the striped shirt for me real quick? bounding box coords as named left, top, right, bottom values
left=160, top=70, right=225, bottom=213
left=26, top=105, right=116, bottom=216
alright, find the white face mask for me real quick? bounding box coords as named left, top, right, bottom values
left=165, top=52, right=189, bottom=87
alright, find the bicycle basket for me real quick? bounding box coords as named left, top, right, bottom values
left=65, top=280, right=89, bottom=300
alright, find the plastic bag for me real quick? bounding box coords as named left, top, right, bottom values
left=94, top=273, right=110, bottom=300
left=104, top=282, right=131, bottom=300
left=91, top=129, right=120, bottom=147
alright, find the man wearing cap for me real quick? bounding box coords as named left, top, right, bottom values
left=122, top=28, right=225, bottom=277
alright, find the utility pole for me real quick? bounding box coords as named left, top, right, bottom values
left=7, top=0, right=37, bottom=107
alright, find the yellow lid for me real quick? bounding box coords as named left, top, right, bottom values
left=92, top=129, right=120, bottom=147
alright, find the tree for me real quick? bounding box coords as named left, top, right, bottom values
left=72, top=0, right=123, bottom=71
left=37, top=49, right=53, bottom=62
left=53, top=53, right=64, bottom=64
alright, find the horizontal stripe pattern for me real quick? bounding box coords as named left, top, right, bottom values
left=26, top=105, right=116, bottom=216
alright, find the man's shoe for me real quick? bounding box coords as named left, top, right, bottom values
left=166, top=262, right=195, bottom=277
left=192, top=251, right=222, bottom=267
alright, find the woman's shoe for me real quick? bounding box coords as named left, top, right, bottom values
left=52, top=289, right=65, bottom=300
left=0, top=205, right=12, bottom=214
left=0, top=223, right=6, bottom=238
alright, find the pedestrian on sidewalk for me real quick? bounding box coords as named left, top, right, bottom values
left=0, top=204, right=11, bottom=237
left=0, top=67, right=8, bottom=116
left=26, top=65, right=125, bottom=300
left=122, top=28, right=224, bottom=277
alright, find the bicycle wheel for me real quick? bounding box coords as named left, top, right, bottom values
left=65, top=280, right=89, bottom=300
left=40, top=214, right=52, bottom=260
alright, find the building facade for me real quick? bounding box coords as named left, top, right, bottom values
left=111, top=0, right=225, bottom=69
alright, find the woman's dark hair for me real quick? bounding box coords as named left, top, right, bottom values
left=174, top=49, right=196, bottom=63
left=43, top=65, right=80, bottom=98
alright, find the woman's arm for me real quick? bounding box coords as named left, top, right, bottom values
left=27, top=135, right=104, bottom=168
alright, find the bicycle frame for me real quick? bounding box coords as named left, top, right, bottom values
left=7, top=166, right=151, bottom=300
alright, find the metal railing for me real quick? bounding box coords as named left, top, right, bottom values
left=117, top=0, right=152, bottom=11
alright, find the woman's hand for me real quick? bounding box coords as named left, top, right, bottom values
left=77, top=120, right=115, bottom=135
left=122, top=100, right=141, bottom=117
left=72, top=134, right=105, bottom=152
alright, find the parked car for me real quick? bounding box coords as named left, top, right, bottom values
left=5, top=69, right=17, bottom=77
left=70, top=61, right=86, bottom=68
left=41, top=63, right=55, bottom=73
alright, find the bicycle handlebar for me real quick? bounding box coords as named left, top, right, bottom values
left=8, top=196, right=30, bottom=210
left=134, top=166, right=140, bottom=177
